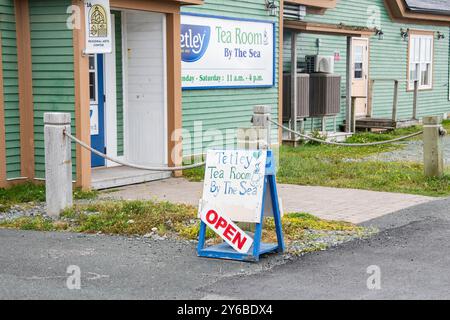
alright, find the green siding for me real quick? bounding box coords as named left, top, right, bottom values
left=0, top=0, right=20, bottom=178
left=181, top=0, right=280, bottom=156
left=113, top=11, right=124, bottom=156
left=29, top=0, right=75, bottom=179
left=284, top=0, right=450, bottom=129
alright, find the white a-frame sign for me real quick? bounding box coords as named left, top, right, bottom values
left=197, top=149, right=284, bottom=262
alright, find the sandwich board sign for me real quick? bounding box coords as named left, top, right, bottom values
left=197, top=149, right=284, bottom=262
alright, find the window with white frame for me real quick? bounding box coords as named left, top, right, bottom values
left=408, top=33, right=434, bottom=90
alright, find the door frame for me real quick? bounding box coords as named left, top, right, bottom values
left=351, top=37, right=369, bottom=117
left=90, top=54, right=106, bottom=168
left=73, top=0, right=184, bottom=189
left=104, top=12, right=123, bottom=167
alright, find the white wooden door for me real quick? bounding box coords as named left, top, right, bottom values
left=351, top=38, right=369, bottom=117
left=124, top=11, right=167, bottom=166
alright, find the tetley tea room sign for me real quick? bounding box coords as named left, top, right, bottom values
left=181, top=14, right=275, bottom=89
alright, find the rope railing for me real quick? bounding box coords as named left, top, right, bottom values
left=64, top=130, right=206, bottom=171
left=64, top=119, right=425, bottom=173
left=270, top=119, right=424, bottom=147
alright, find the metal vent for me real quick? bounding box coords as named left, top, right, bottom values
left=309, top=73, right=341, bottom=117
left=305, top=55, right=316, bottom=74
left=283, top=73, right=310, bottom=121
left=284, top=4, right=306, bottom=21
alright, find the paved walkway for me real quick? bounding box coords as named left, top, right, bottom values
left=100, top=178, right=435, bottom=224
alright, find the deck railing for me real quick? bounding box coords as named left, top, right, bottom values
left=367, top=79, right=419, bottom=121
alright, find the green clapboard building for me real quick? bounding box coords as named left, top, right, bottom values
left=0, top=0, right=282, bottom=189
left=282, top=0, right=450, bottom=139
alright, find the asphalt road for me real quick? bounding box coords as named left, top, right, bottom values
left=205, top=197, right=450, bottom=300
left=1, top=197, right=450, bottom=300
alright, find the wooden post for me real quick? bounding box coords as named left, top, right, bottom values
left=166, top=12, right=183, bottom=177
left=345, top=36, right=353, bottom=133
left=15, top=0, right=35, bottom=181
left=351, top=97, right=356, bottom=133
left=367, top=79, right=374, bottom=117
left=423, top=116, right=444, bottom=178
left=290, top=32, right=298, bottom=144
left=413, top=80, right=419, bottom=120
left=73, top=0, right=91, bottom=189
left=392, top=80, right=399, bottom=122
left=44, top=113, right=73, bottom=217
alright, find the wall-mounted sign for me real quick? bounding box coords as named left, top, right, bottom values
left=334, top=50, right=341, bottom=62
left=84, top=0, right=112, bottom=54
left=181, top=14, right=275, bottom=89
left=200, top=150, right=267, bottom=223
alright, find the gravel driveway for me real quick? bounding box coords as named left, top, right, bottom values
left=366, top=135, right=450, bottom=164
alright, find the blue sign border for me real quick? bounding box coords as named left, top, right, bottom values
left=181, top=12, right=277, bottom=91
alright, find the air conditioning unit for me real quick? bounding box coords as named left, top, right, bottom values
left=305, top=55, right=335, bottom=74
left=309, top=73, right=341, bottom=117
left=283, top=73, right=310, bottom=121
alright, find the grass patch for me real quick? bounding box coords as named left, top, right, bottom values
left=183, top=165, right=205, bottom=183
left=278, top=147, right=450, bottom=197
left=60, top=200, right=196, bottom=235
left=263, top=213, right=363, bottom=243
left=0, top=200, right=369, bottom=253
left=0, top=183, right=98, bottom=213
left=443, top=119, right=450, bottom=131
left=0, top=183, right=46, bottom=213
left=73, top=188, right=98, bottom=201
left=184, top=125, right=450, bottom=197
left=345, top=125, right=422, bottom=144
left=0, top=216, right=69, bottom=232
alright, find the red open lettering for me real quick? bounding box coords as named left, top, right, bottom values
left=201, top=207, right=253, bottom=254
left=223, top=224, right=237, bottom=242
left=233, top=232, right=248, bottom=251
left=205, top=210, right=218, bottom=224
left=214, top=217, right=227, bottom=230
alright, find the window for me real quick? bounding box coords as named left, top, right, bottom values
left=408, top=33, right=433, bottom=90
left=89, top=55, right=97, bottom=103
left=354, top=45, right=364, bottom=79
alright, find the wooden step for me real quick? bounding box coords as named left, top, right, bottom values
left=348, top=118, right=421, bottom=130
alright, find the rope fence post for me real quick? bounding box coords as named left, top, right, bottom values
left=351, top=97, right=356, bottom=133
left=44, top=112, right=73, bottom=217
left=423, top=115, right=444, bottom=178
left=252, top=105, right=271, bottom=150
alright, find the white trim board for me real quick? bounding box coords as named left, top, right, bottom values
left=104, top=13, right=121, bottom=167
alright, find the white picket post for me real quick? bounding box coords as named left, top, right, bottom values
left=423, top=115, right=444, bottom=178
left=252, top=105, right=272, bottom=149
left=44, top=113, right=73, bottom=217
